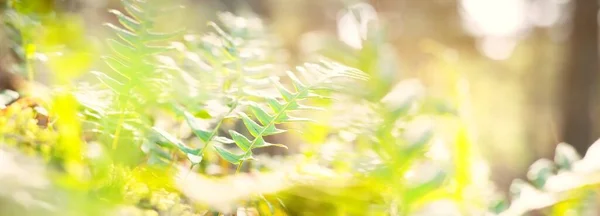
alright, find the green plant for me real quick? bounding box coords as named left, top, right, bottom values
left=81, top=0, right=185, bottom=163
left=7, top=0, right=592, bottom=216
left=156, top=60, right=369, bottom=170
left=493, top=140, right=600, bottom=215
left=0, top=90, right=56, bottom=159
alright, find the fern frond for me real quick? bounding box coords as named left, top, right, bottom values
left=94, top=0, right=186, bottom=102
left=217, top=60, right=369, bottom=170
left=149, top=14, right=281, bottom=166
left=76, top=0, right=188, bottom=164
left=96, top=0, right=183, bottom=101
left=148, top=14, right=368, bottom=168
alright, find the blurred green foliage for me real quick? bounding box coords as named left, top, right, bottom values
left=0, top=0, right=599, bottom=216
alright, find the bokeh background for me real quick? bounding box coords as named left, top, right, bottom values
left=6, top=0, right=600, bottom=193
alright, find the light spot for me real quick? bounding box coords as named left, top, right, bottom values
left=477, top=36, right=518, bottom=60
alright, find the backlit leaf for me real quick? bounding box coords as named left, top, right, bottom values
left=229, top=130, right=252, bottom=151
left=213, top=145, right=245, bottom=164
left=183, top=111, right=212, bottom=143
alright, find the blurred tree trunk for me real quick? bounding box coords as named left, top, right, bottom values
left=560, top=0, right=599, bottom=155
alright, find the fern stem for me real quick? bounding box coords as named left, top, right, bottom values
left=199, top=100, right=239, bottom=156
left=198, top=117, right=223, bottom=155
left=235, top=161, right=243, bottom=173
left=111, top=99, right=128, bottom=150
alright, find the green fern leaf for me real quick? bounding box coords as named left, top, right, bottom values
left=109, top=9, right=141, bottom=32
left=102, top=57, right=130, bottom=78
left=213, top=145, right=248, bottom=164
left=105, top=23, right=138, bottom=47
left=287, top=71, right=307, bottom=91
left=83, top=0, right=189, bottom=160
left=229, top=130, right=252, bottom=151
left=225, top=60, right=369, bottom=169
left=122, top=1, right=144, bottom=21
left=106, top=39, right=137, bottom=60
left=239, top=113, right=286, bottom=137
left=146, top=31, right=184, bottom=42
left=92, top=71, right=125, bottom=93
left=153, top=127, right=201, bottom=156
left=182, top=111, right=212, bottom=143
left=273, top=81, right=294, bottom=101
left=266, top=98, right=284, bottom=113
left=248, top=103, right=273, bottom=125
left=141, top=45, right=173, bottom=55
left=214, top=136, right=235, bottom=144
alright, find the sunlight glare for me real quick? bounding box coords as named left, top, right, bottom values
left=528, top=0, right=561, bottom=27
left=461, top=0, right=528, bottom=37
left=461, top=0, right=528, bottom=60
left=477, top=36, right=518, bottom=60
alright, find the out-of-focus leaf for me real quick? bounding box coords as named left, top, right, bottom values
left=554, top=143, right=580, bottom=170
left=152, top=127, right=200, bottom=156
left=526, top=159, right=554, bottom=188
left=213, top=145, right=247, bottom=164
left=109, top=9, right=140, bottom=32
left=229, top=130, right=252, bottom=151
left=182, top=110, right=212, bottom=143
left=404, top=170, right=447, bottom=204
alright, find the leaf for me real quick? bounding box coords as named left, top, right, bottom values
left=526, top=159, right=554, bottom=188
left=151, top=148, right=173, bottom=161
left=319, top=59, right=369, bottom=80
left=122, top=0, right=145, bottom=21
left=509, top=179, right=528, bottom=199
left=404, top=171, right=447, bottom=204
left=146, top=30, right=184, bottom=42
left=229, top=130, right=252, bottom=151
left=266, top=98, right=284, bottom=113
left=278, top=115, right=314, bottom=123
left=207, top=22, right=234, bottom=44
left=252, top=137, right=288, bottom=149
left=213, top=145, right=246, bottom=164
left=183, top=111, right=212, bottom=143
left=102, top=56, right=131, bottom=79
left=109, top=9, right=140, bottom=32
left=306, top=92, right=333, bottom=100
left=239, top=113, right=263, bottom=137
left=142, top=45, right=173, bottom=55
left=92, top=71, right=125, bottom=93
left=407, top=128, right=433, bottom=150
left=286, top=71, right=307, bottom=91
left=249, top=103, right=272, bottom=125
left=272, top=79, right=294, bottom=101
left=153, top=127, right=199, bottom=155
left=105, top=23, right=138, bottom=47
left=147, top=153, right=170, bottom=166
left=297, top=104, right=326, bottom=111
left=489, top=197, right=509, bottom=214
left=214, top=136, right=234, bottom=144
left=239, top=113, right=285, bottom=137
left=554, top=142, right=580, bottom=170
left=107, top=39, right=137, bottom=61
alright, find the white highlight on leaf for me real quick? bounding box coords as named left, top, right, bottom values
left=380, top=78, right=425, bottom=112
left=336, top=3, right=378, bottom=49
left=501, top=181, right=558, bottom=216
left=426, top=138, right=451, bottom=161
